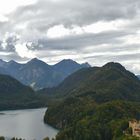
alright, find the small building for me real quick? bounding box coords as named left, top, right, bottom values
left=129, top=119, right=140, bottom=137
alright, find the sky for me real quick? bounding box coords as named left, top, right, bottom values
left=0, top=0, right=140, bottom=74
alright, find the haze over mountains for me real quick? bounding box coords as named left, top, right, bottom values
left=0, top=58, right=90, bottom=90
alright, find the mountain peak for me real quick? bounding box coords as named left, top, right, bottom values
left=0, top=59, right=5, bottom=62
left=103, top=62, right=125, bottom=70
left=8, top=60, right=16, bottom=64
left=7, top=60, right=21, bottom=68
left=26, top=58, right=50, bottom=69
left=30, top=58, right=40, bottom=62
left=60, top=59, right=78, bottom=64
left=81, top=62, right=91, bottom=67
left=28, top=58, right=45, bottom=64
left=54, top=59, right=79, bottom=67
left=0, top=59, right=6, bottom=67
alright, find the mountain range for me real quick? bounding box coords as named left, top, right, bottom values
left=0, top=58, right=90, bottom=90
left=40, top=62, right=140, bottom=102
left=0, top=60, right=140, bottom=139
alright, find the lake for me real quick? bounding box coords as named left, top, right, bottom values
left=0, top=108, right=58, bottom=140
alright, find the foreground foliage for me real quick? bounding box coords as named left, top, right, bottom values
left=45, top=98, right=140, bottom=140
left=44, top=62, right=140, bottom=140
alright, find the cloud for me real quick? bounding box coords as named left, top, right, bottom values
left=0, top=33, right=19, bottom=52
left=15, top=43, right=36, bottom=58
left=0, top=0, right=140, bottom=73
left=39, top=30, right=128, bottom=51
left=9, top=0, right=139, bottom=26
left=1, top=0, right=139, bottom=40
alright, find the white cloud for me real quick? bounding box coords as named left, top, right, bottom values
left=120, top=34, right=140, bottom=45
left=83, top=20, right=128, bottom=33
left=47, top=24, right=86, bottom=38
left=47, top=25, right=71, bottom=38
left=0, top=0, right=36, bottom=14
left=15, top=43, right=36, bottom=58
left=47, top=20, right=129, bottom=39
left=0, top=14, right=8, bottom=22
left=0, top=0, right=37, bottom=22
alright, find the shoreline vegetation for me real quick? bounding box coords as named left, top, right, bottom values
left=45, top=100, right=140, bottom=140
left=0, top=136, right=55, bottom=140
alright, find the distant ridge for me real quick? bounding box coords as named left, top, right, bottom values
left=0, top=58, right=90, bottom=90
left=137, top=75, right=140, bottom=80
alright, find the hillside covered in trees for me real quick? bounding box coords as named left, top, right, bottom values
left=0, top=74, right=44, bottom=110
left=44, top=62, right=140, bottom=140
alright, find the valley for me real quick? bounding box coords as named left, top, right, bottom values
left=0, top=0, right=139, bottom=139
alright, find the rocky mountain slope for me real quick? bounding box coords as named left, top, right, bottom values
left=0, top=58, right=90, bottom=90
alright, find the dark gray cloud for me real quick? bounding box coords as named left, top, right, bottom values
left=1, top=0, right=139, bottom=38
left=39, top=30, right=129, bottom=50
left=0, top=33, right=19, bottom=52
left=9, top=0, right=139, bottom=27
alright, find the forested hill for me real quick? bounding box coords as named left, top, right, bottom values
left=44, top=62, right=140, bottom=140
left=0, top=74, right=44, bottom=110
left=0, top=74, right=34, bottom=95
